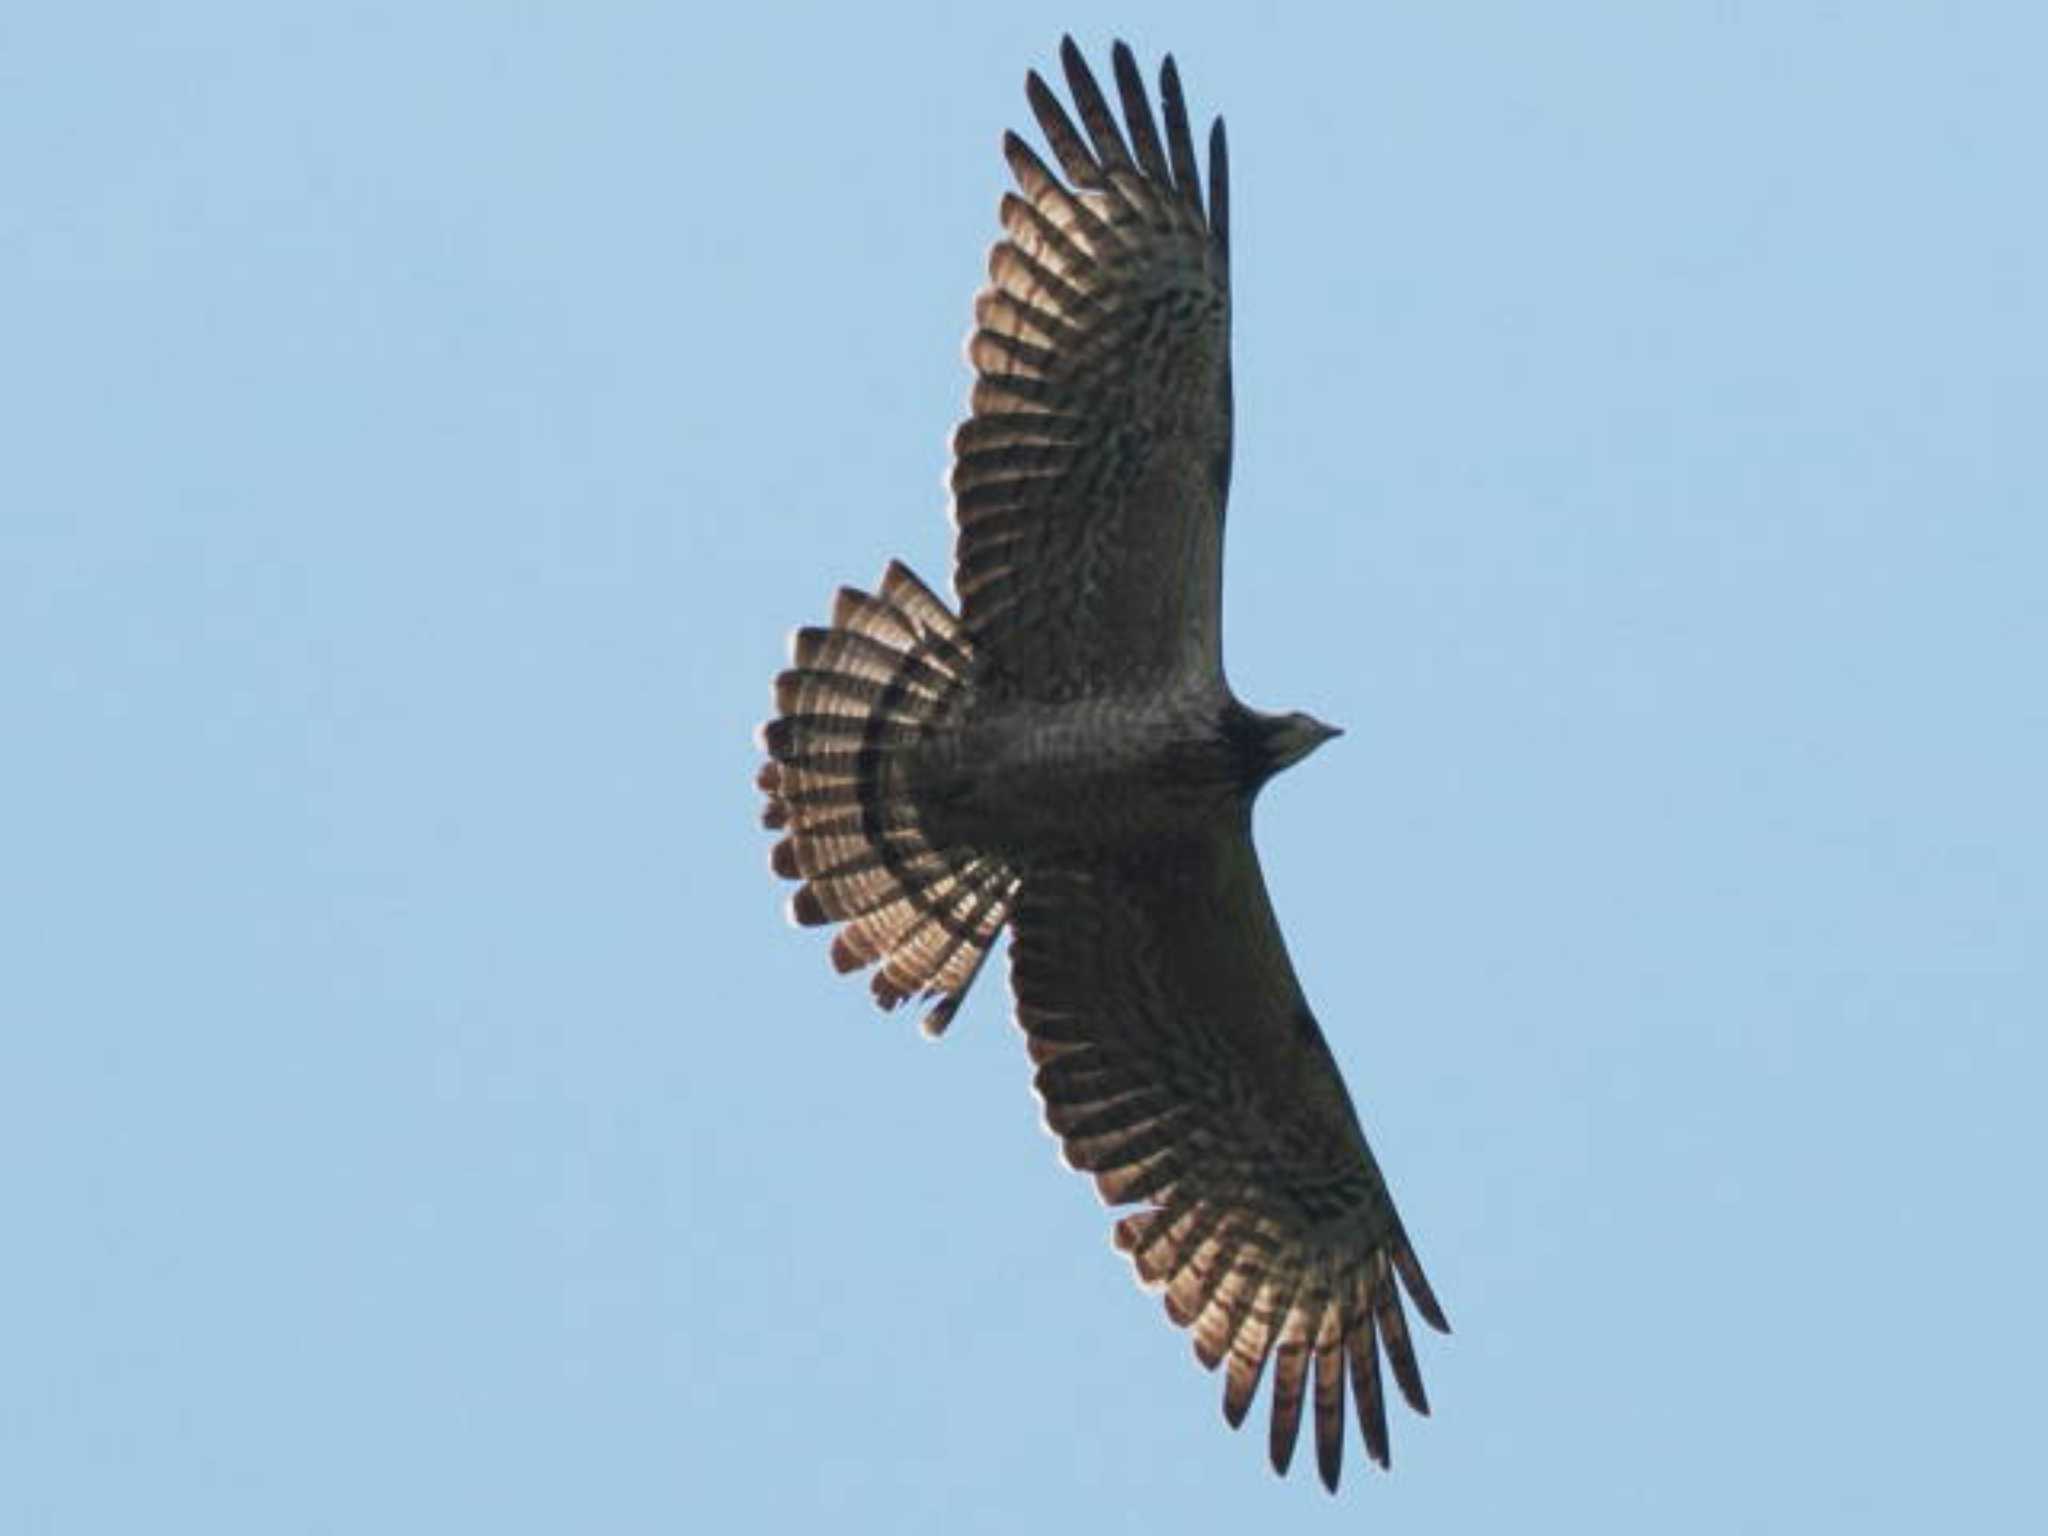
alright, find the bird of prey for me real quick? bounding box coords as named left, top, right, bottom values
left=757, top=37, right=1447, bottom=1492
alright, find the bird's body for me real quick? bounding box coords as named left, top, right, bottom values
left=757, top=38, right=1447, bottom=1492
left=920, top=685, right=1244, bottom=852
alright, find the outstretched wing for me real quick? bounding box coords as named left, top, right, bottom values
left=952, top=38, right=1232, bottom=701
left=1010, top=818, right=1449, bottom=1491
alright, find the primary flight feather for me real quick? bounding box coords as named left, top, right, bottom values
left=757, top=36, right=1448, bottom=1492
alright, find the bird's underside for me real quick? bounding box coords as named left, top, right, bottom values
left=757, top=37, right=1447, bottom=1493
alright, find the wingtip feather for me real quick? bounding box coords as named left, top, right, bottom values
left=1395, top=1243, right=1452, bottom=1334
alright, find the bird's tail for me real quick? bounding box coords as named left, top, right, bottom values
left=758, top=560, right=1016, bottom=1035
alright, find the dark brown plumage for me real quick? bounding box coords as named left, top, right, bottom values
left=758, top=37, right=1447, bottom=1492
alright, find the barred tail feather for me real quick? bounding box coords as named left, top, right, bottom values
left=759, top=560, right=1016, bottom=1035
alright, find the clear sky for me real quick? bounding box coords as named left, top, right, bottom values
left=6, top=3, right=2045, bottom=1531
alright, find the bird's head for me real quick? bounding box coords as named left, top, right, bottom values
left=1230, top=705, right=1343, bottom=788
left=1266, top=710, right=1344, bottom=773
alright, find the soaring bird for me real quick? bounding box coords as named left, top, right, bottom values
left=757, top=37, right=1448, bottom=1491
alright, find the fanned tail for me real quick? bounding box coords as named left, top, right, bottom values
left=758, top=560, right=1017, bottom=1035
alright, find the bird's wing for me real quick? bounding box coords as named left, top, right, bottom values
left=1009, top=816, right=1449, bottom=1491
left=952, top=38, right=1232, bottom=701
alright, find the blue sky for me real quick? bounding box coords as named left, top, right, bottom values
left=6, top=3, right=2045, bottom=1530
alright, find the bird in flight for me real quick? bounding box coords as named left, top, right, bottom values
left=758, top=36, right=1447, bottom=1491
